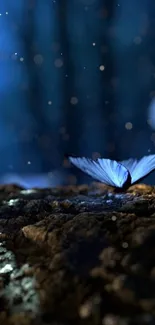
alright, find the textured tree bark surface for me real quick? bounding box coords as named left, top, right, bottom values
left=0, top=182, right=155, bottom=325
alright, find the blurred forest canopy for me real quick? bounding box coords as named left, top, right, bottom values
left=0, top=0, right=155, bottom=185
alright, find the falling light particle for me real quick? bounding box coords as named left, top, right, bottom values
left=20, top=57, right=24, bottom=62
left=70, top=97, right=78, bottom=105
left=79, top=302, right=92, bottom=319
left=34, top=54, right=44, bottom=65
left=48, top=101, right=52, bottom=105
left=6, top=12, right=8, bottom=15
left=0, top=14, right=2, bottom=16
left=27, top=161, right=31, bottom=165
left=54, top=58, right=63, bottom=68
left=125, top=122, right=133, bottom=130
left=99, top=65, right=105, bottom=71
left=92, top=42, right=96, bottom=46
left=103, top=315, right=118, bottom=325
left=133, top=36, right=142, bottom=45
left=122, top=242, right=128, bottom=248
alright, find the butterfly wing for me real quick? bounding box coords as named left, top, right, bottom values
left=69, top=156, right=130, bottom=188
left=121, top=155, right=155, bottom=184
left=120, top=158, right=138, bottom=176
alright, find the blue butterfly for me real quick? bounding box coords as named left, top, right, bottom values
left=69, top=155, right=155, bottom=190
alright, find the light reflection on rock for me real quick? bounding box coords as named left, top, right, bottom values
left=6, top=198, right=19, bottom=206
left=20, top=189, right=37, bottom=195
left=0, top=263, right=13, bottom=274
left=0, top=240, right=40, bottom=315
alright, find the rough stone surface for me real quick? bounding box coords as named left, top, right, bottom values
left=0, top=183, right=155, bottom=324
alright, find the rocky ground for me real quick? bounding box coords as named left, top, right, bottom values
left=0, top=182, right=155, bottom=325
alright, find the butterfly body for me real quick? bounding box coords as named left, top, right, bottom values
left=69, top=155, right=155, bottom=190
left=118, top=169, right=131, bottom=191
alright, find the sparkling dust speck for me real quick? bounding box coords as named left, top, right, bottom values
left=54, top=58, right=63, bottom=68
left=34, top=54, right=44, bottom=65
left=125, top=122, right=133, bottom=130
left=70, top=97, right=78, bottom=105
left=99, top=65, right=105, bottom=71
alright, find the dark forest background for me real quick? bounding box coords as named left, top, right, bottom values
left=1, top=0, right=155, bottom=187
